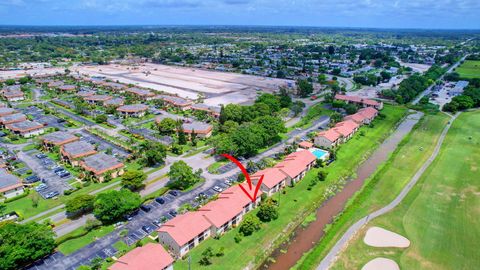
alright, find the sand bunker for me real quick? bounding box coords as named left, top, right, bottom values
left=361, top=258, right=400, bottom=270
left=363, top=226, right=410, bottom=248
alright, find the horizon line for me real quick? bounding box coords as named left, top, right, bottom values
left=0, top=24, right=480, bottom=32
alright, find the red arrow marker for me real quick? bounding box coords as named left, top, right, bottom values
left=221, top=154, right=263, bottom=202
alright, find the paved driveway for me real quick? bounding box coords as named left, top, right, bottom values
left=19, top=150, right=73, bottom=199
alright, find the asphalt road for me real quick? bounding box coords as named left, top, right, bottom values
left=316, top=113, right=457, bottom=270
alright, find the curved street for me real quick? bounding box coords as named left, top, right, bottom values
left=317, top=112, right=458, bottom=270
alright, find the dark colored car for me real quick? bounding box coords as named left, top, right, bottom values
left=58, top=171, right=71, bottom=178
left=25, top=175, right=40, bottom=183
left=140, top=205, right=151, bottom=212
left=168, top=190, right=179, bottom=196
left=53, top=167, right=65, bottom=173
left=142, top=225, right=154, bottom=234
left=169, top=210, right=177, bottom=217
left=155, top=197, right=165, bottom=204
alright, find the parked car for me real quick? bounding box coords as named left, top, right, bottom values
left=36, top=154, right=47, bottom=159
left=168, top=190, right=179, bottom=196
left=59, top=171, right=71, bottom=178
left=152, top=219, right=162, bottom=226
left=124, top=209, right=139, bottom=221
left=45, top=191, right=59, bottom=199
left=142, top=225, right=154, bottom=234
left=25, top=175, right=40, bottom=183
left=224, top=180, right=232, bottom=186
left=155, top=197, right=165, bottom=204
left=140, top=205, right=151, bottom=212
left=53, top=167, right=65, bottom=173
left=35, top=184, right=48, bottom=191
left=213, top=186, right=223, bottom=192
left=169, top=210, right=177, bottom=217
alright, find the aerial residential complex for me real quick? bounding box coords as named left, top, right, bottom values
left=0, top=23, right=478, bottom=270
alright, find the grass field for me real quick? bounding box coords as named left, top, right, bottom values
left=173, top=105, right=407, bottom=270
left=295, top=112, right=450, bottom=269
left=329, top=110, right=480, bottom=270
left=456, top=60, right=480, bottom=79
left=57, top=225, right=115, bottom=255
left=291, top=102, right=332, bottom=130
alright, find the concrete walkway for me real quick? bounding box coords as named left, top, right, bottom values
left=317, top=113, right=458, bottom=270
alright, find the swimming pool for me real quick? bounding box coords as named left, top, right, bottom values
left=310, top=148, right=329, bottom=160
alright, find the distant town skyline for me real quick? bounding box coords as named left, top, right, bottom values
left=0, top=0, right=479, bottom=29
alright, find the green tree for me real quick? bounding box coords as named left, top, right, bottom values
left=344, top=103, right=358, bottom=115
left=139, top=142, right=167, bottom=166
left=157, top=118, right=176, bottom=135
left=278, top=87, right=292, bottom=108
left=93, top=189, right=141, bottom=224
left=255, top=93, right=281, bottom=112
left=0, top=203, right=6, bottom=217
left=95, top=114, right=107, bottom=123
left=239, top=215, right=261, bottom=236
left=168, top=161, right=201, bottom=190
left=65, top=194, right=95, bottom=216
left=121, top=170, right=147, bottom=191
left=199, top=247, right=214, bottom=265
left=297, top=79, right=314, bottom=97
left=257, top=198, right=279, bottom=222
left=0, top=223, right=56, bottom=270
left=291, top=101, right=305, bottom=116
left=177, top=120, right=187, bottom=145
left=330, top=112, right=343, bottom=124
left=317, top=170, right=328, bottom=181
left=191, top=129, right=197, bottom=146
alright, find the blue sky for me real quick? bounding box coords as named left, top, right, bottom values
left=0, top=0, right=479, bottom=29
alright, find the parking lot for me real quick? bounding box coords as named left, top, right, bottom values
left=21, top=149, right=73, bottom=199
left=19, top=106, right=68, bottom=130
left=77, top=130, right=130, bottom=159
left=27, top=175, right=237, bottom=270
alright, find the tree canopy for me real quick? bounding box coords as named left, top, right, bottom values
left=65, top=194, right=95, bottom=216
left=0, top=222, right=56, bottom=270
left=93, top=189, right=141, bottom=223
left=121, top=170, right=147, bottom=191
left=168, top=160, right=202, bottom=190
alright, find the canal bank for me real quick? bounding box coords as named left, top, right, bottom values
left=263, top=111, right=424, bottom=270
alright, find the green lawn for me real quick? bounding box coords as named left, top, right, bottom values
left=456, top=60, right=480, bottom=79
left=295, top=112, right=449, bottom=269
left=173, top=105, right=407, bottom=270
left=207, top=160, right=228, bottom=174
left=292, top=102, right=332, bottom=129
left=4, top=192, right=63, bottom=220
left=329, top=110, right=480, bottom=270
left=57, top=225, right=115, bottom=255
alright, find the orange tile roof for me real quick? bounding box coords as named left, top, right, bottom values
left=317, top=128, right=341, bottom=143
left=344, top=113, right=366, bottom=124
left=298, top=141, right=313, bottom=149
left=333, top=120, right=359, bottom=137
left=109, top=243, right=174, bottom=270
left=335, top=94, right=380, bottom=107
left=158, top=211, right=212, bottom=247
left=274, top=150, right=316, bottom=178
left=251, top=168, right=288, bottom=189
left=358, top=107, right=378, bottom=119
left=199, top=185, right=257, bottom=228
